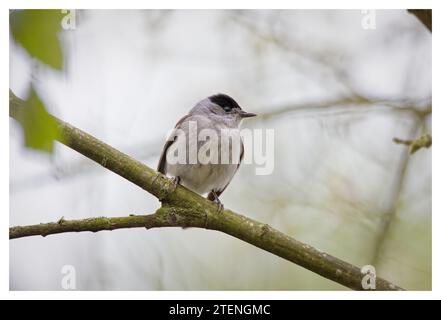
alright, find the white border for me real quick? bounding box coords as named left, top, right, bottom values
left=2, top=0, right=437, bottom=300
left=4, top=0, right=439, bottom=10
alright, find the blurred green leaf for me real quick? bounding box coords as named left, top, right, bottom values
left=10, top=9, right=63, bottom=69
left=15, top=88, right=61, bottom=153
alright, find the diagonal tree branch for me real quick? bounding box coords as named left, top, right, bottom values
left=9, top=90, right=403, bottom=291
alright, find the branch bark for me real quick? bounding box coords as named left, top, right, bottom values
left=10, top=214, right=159, bottom=239
left=9, top=90, right=403, bottom=290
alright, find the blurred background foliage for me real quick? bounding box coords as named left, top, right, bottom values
left=9, top=10, right=431, bottom=290
left=10, top=10, right=64, bottom=153
left=10, top=10, right=63, bottom=69
left=10, top=87, right=62, bottom=153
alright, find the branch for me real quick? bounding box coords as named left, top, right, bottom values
left=9, top=90, right=403, bottom=290
left=9, top=209, right=205, bottom=239
left=393, top=133, right=432, bottom=154
left=10, top=214, right=159, bottom=239
left=257, top=96, right=431, bottom=122
left=372, top=117, right=421, bottom=266
left=408, top=9, right=432, bottom=32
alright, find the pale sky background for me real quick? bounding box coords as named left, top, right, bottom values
left=10, top=10, right=431, bottom=290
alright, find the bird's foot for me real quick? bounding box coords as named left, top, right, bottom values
left=170, top=176, right=181, bottom=192
left=210, top=191, right=224, bottom=213
left=215, top=201, right=224, bottom=214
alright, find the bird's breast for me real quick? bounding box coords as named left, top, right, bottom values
left=165, top=121, right=242, bottom=194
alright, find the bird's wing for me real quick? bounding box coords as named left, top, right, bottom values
left=157, top=114, right=191, bottom=174
left=207, top=139, right=244, bottom=201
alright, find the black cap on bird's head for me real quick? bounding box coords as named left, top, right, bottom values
left=208, top=93, right=256, bottom=118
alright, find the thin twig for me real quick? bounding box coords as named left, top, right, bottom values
left=393, top=133, right=432, bottom=154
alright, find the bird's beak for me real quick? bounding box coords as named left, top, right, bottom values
left=238, top=110, right=257, bottom=118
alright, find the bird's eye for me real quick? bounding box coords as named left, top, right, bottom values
left=223, top=106, right=232, bottom=112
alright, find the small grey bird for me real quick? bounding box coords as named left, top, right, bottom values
left=157, top=94, right=256, bottom=208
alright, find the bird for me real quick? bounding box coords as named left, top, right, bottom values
left=157, top=93, right=256, bottom=209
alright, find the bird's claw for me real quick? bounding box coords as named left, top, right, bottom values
left=215, top=201, right=224, bottom=213
left=211, top=192, right=224, bottom=213
left=170, top=176, right=181, bottom=192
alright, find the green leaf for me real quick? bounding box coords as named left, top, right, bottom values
left=10, top=9, right=63, bottom=69
left=15, top=88, right=61, bottom=153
